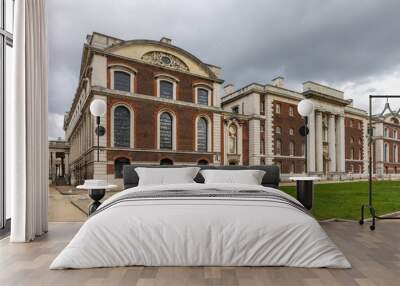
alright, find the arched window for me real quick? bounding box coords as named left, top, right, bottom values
left=197, top=117, right=208, bottom=152
left=159, top=80, right=174, bottom=99
left=114, top=71, right=131, bottom=92
left=160, top=112, right=173, bottom=149
left=197, top=159, right=209, bottom=165
left=114, top=157, right=130, bottom=178
left=114, top=106, right=131, bottom=147
left=160, top=158, right=174, bottom=165
left=384, top=143, right=389, bottom=162
left=228, top=124, right=238, bottom=154
left=275, top=139, right=281, bottom=155
left=289, top=141, right=295, bottom=156
left=289, top=128, right=294, bottom=136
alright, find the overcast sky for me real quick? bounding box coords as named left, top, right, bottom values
left=47, top=0, right=400, bottom=139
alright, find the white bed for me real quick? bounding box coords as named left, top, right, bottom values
left=50, top=183, right=350, bottom=269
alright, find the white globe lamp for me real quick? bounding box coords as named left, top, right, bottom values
left=90, top=99, right=106, bottom=117
left=297, top=99, right=314, bottom=117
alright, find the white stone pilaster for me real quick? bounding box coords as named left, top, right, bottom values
left=265, top=96, right=274, bottom=164
left=249, top=119, right=260, bottom=165
left=336, top=115, right=345, bottom=172
left=213, top=113, right=221, bottom=165
left=328, top=114, right=337, bottom=172
left=315, top=111, right=323, bottom=173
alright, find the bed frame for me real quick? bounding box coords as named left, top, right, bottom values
left=123, top=165, right=280, bottom=190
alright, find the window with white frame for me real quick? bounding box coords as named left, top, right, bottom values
left=289, top=141, right=295, bottom=156
left=384, top=128, right=388, bottom=137
left=160, top=112, right=173, bottom=149
left=109, top=66, right=135, bottom=92
left=394, top=144, right=398, bottom=163
left=289, top=106, right=294, bottom=117
left=275, top=126, right=281, bottom=134
left=384, top=143, right=389, bottom=162
left=114, top=71, right=131, bottom=92
left=160, top=80, right=174, bottom=99
left=275, top=103, right=281, bottom=114
left=197, top=117, right=208, bottom=152
left=394, top=130, right=398, bottom=139
left=113, top=106, right=131, bottom=148
left=196, top=87, right=210, bottom=106
left=156, top=75, right=177, bottom=100
left=275, top=139, right=281, bottom=155
left=289, top=128, right=294, bottom=135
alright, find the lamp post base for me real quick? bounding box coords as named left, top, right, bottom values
left=88, top=189, right=106, bottom=215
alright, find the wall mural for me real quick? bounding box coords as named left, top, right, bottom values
left=141, top=51, right=189, bottom=72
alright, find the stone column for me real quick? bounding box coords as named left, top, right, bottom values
left=307, top=111, right=316, bottom=173
left=336, top=115, right=345, bottom=172
left=249, top=119, right=260, bottom=165
left=315, top=111, right=323, bottom=173
left=328, top=114, right=337, bottom=173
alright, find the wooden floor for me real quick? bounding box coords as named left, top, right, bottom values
left=0, top=220, right=399, bottom=286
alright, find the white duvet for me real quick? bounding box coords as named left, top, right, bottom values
left=50, top=183, right=351, bottom=269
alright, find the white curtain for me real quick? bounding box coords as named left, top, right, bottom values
left=7, top=0, right=48, bottom=242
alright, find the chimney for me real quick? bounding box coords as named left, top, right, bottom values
left=224, top=84, right=235, bottom=95
left=271, top=76, right=285, bottom=88
left=160, top=37, right=172, bottom=44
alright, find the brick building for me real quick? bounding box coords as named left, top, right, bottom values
left=63, top=32, right=397, bottom=186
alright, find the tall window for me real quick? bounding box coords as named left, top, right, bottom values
left=384, top=143, right=389, bottom=162
left=350, top=148, right=355, bottom=160
left=289, top=128, right=294, bottom=135
left=197, top=117, right=208, bottom=152
left=228, top=124, right=238, bottom=154
left=275, top=126, right=281, bottom=134
left=1, top=0, right=14, bottom=229
left=289, top=141, right=295, bottom=156
left=260, top=97, right=265, bottom=114
left=197, top=88, right=209, bottom=106
left=159, top=80, right=173, bottom=99
left=289, top=106, right=294, bottom=117
left=275, top=139, right=281, bottom=155
left=275, top=103, right=281, bottom=114
left=394, top=144, right=398, bottom=163
left=114, top=158, right=130, bottom=178
left=384, top=128, right=388, bottom=137
left=113, top=106, right=131, bottom=147
left=394, top=130, right=398, bottom=139
left=114, top=71, right=131, bottom=92
left=160, top=112, right=173, bottom=149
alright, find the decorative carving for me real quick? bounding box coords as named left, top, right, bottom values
left=141, top=51, right=189, bottom=72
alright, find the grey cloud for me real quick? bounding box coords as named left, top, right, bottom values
left=47, top=0, right=400, bottom=138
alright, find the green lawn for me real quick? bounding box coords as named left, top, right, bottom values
left=280, top=180, right=400, bottom=220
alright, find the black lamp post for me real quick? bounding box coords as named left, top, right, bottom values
left=297, top=99, right=314, bottom=174
left=90, top=99, right=106, bottom=162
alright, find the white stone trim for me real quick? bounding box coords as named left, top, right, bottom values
left=110, top=103, right=135, bottom=148
left=195, top=115, right=212, bottom=152
left=157, top=109, right=177, bottom=150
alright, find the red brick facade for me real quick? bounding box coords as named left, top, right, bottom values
left=345, top=117, right=364, bottom=173
left=272, top=100, right=305, bottom=174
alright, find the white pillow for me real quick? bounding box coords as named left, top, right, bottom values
left=136, top=167, right=200, bottom=186
left=200, top=169, right=265, bottom=185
